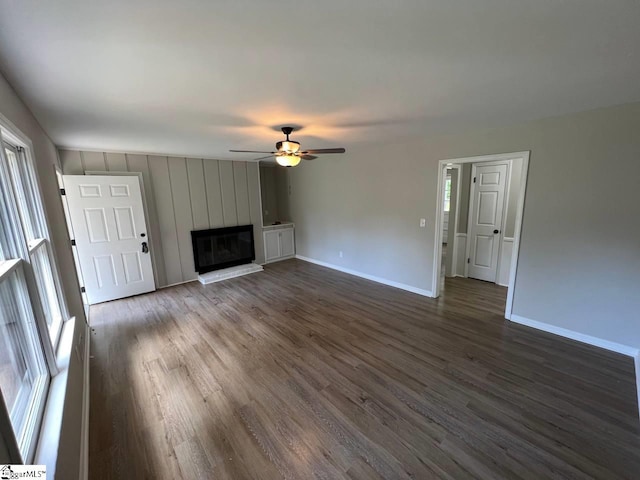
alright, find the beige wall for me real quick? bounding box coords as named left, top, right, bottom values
left=290, top=102, right=640, bottom=349
left=260, top=165, right=279, bottom=225
left=59, top=150, right=265, bottom=284
left=0, top=73, right=87, bottom=476
left=275, top=168, right=291, bottom=222
left=260, top=164, right=291, bottom=225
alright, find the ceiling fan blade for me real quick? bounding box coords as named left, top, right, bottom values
left=300, top=148, right=346, bottom=154
left=229, top=149, right=275, bottom=154
left=300, top=155, right=318, bottom=161
left=253, top=155, right=276, bottom=161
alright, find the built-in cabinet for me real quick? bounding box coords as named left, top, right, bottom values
left=263, top=224, right=295, bottom=263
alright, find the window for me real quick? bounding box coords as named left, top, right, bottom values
left=0, top=267, right=48, bottom=460
left=443, top=175, right=452, bottom=212
left=0, top=129, right=68, bottom=462
left=4, top=144, right=64, bottom=344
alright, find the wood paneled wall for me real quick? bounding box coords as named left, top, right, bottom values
left=58, top=149, right=264, bottom=287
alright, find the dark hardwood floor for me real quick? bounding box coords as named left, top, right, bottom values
left=89, top=259, right=640, bottom=479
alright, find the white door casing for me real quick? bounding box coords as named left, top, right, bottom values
left=63, top=175, right=155, bottom=304
left=466, top=163, right=508, bottom=282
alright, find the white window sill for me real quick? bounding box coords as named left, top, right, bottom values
left=33, top=317, right=86, bottom=476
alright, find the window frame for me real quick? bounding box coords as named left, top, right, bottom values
left=0, top=263, right=50, bottom=463
left=0, top=117, right=70, bottom=463
left=1, top=131, right=68, bottom=351
left=443, top=175, right=452, bottom=212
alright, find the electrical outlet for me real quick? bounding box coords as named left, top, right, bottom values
left=419, top=218, right=426, bottom=227
left=339, top=251, right=343, bottom=258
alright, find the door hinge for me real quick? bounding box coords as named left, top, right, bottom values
left=467, top=258, right=470, bottom=263
left=60, top=188, right=66, bottom=195
left=80, top=286, right=86, bottom=293
left=71, top=239, right=76, bottom=246
left=473, top=177, right=476, bottom=183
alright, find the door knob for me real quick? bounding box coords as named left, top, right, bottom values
left=141, top=241, right=149, bottom=253
left=493, top=229, right=500, bottom=234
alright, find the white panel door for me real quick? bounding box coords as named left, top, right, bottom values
left=467, top=164, right=507, bottom=282
left=63, top=175, right=155, bottom=304
left=279, top=228, right=295, bottom=257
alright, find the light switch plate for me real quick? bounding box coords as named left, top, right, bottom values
left=419, top=218, right=426, bottom=227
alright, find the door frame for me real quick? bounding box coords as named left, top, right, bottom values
left=443, top=164, right=462, bottom=277
left=432, top=151, right=530, bottom=320
left=463, top=160, right=511, bottom=280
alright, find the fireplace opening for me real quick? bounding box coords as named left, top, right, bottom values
left=191, top=225, right=255, bottom=274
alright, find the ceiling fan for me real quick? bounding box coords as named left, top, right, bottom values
left=229, top=126, right=346, bottom=167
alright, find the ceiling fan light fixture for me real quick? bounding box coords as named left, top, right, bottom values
left=276, top=154, right=301, bottom=167
left=280, top=141, right=300, bottom=153
left=276, top=140, right=301, bottom=153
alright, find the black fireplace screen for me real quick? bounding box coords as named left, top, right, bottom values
left=191, top=225, right=255, bottom=274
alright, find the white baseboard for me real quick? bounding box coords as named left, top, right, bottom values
left=510, top=314, right=639, bottom=357
left=295, top=255, right=433, bottom=297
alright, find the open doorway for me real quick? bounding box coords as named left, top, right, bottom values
left=433, top=151, right=530, bottom=319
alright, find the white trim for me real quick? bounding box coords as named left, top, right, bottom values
left=497, top=237, right=514, bottom=286
left=510, top=314, right=640, bottom=357
left=0, top=258, right=21, bottom=281
left=27, top=237, right=47, bottom=255
left=635, top=354, right=640, bottom=420
left=296, top=255, right=433, bottom=297
left=34, top=317, right=79, bottom=476
left=447, top=165, right=462, bottom=277
left=504, top=156, right=529, bottom=320
left=453, top=233, right=467, bottom=278
left=79, top=323, right=90, bottom=480
left=433, top=151, right=530, bottom=321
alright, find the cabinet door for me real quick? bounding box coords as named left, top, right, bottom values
left=280, top=228, right=295, bottom=258
left=264, top=230, right=281, bottom=262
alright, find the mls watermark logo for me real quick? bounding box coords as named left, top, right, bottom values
left=0, top=465, right=46, bottom=479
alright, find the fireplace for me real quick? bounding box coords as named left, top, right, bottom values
left=191, top=225, right=255, bottom=274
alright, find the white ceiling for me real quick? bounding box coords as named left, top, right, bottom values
left=0, top=0, right=639, bottom=160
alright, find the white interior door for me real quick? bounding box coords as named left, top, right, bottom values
left=63, top=175, right=155, bottom=304
left=467, top=163, right=507, bottom=282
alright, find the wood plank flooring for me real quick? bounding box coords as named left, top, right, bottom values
left=89, top=259, right=640, bottom=479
